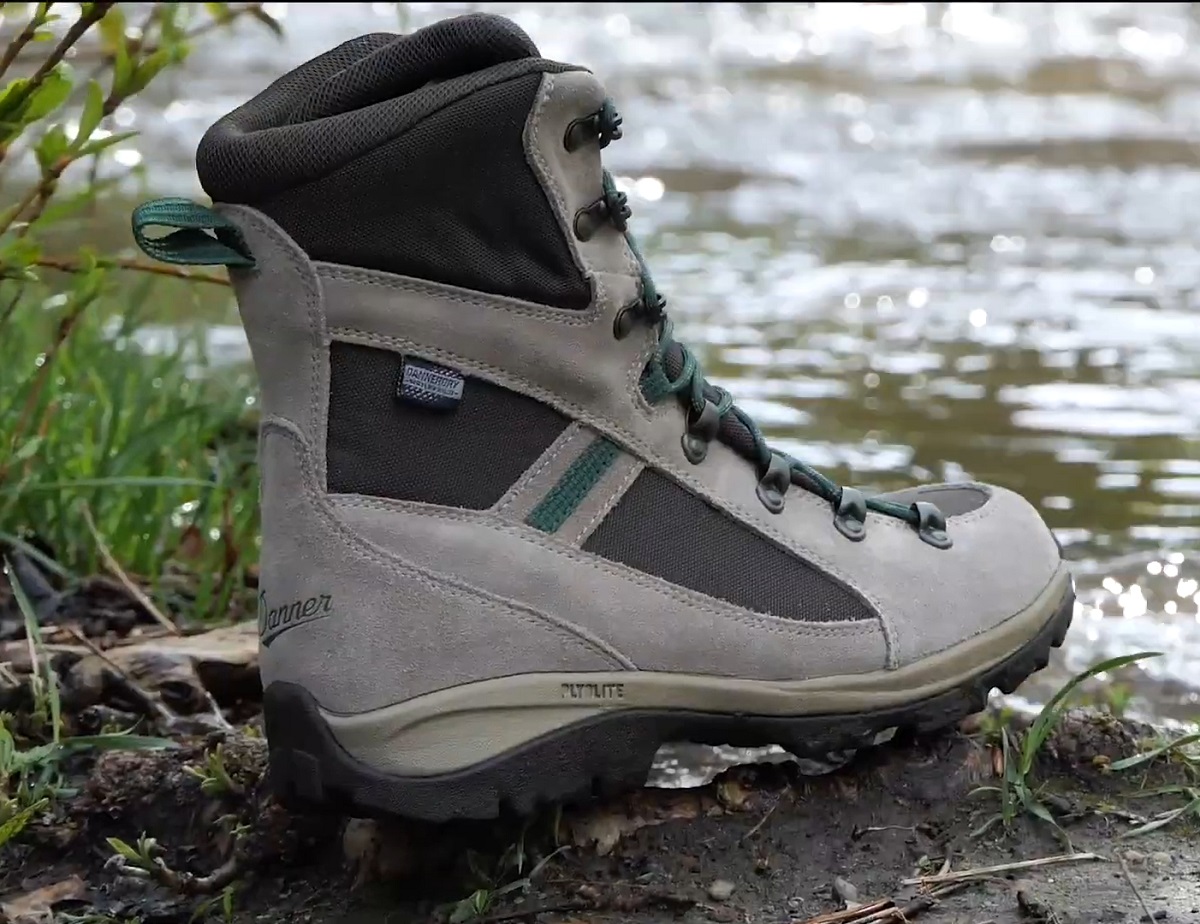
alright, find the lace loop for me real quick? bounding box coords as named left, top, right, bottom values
left=834, top=487, right=868, bottom=542
left=681, top=399, right=721, bottom=464
left=756, top=452, right=791, bottom=514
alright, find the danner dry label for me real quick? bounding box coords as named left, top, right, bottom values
left=258, top=590, right=334, bottom=647
left=397, top=356, right=464, bottom=411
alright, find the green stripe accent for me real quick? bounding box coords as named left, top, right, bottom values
left=131, top=197, right=256, bottom=268
left=526, top=437, right=621, bottom=534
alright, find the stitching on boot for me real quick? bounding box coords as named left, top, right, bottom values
left=520, top=72, right=656, bottom=422
left=318, top=265, right=660, bottom=424
left=568, top=457, right=643, bottom=547
left=526, top=436, right=621, bottom=533
left=222, top=204, right=331, bottom=486
left=262, top=416, right=636, bottom=671
left=491, top=422, right=585, bottom=515
left=329, top=493, right=883, bottom=644
left=320, top=264, right=604, bottom=325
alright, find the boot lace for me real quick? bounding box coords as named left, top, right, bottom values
left=564, top=100, right=951, bottom=549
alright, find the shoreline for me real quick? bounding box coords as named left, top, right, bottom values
left=3, top=620, right=1198, bottom=924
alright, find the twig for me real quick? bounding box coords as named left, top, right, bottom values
left=62, top=624, right=177, bottom=729
left=796, top=884, right=972, bottom=924
left=0, top=3, right=113, bottom=125
left=148, top=847, right=244, bottom=896
left=900, top=852, right=1106, bottom=886
left=740, top=792, right=783, bottom=842
left=796, top=898, right=894, bottom=924
left=30, top=256, right=230, bottom=285
left=863, top=883, right=973, bottom=924
left=1118, top=855, right=1156, bottom=923
left=0, top=7, right=45, bottom=81
left=80, top=503, right=180, bottom=636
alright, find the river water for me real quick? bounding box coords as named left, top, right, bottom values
left=108, top=2, right=1200, bottom=778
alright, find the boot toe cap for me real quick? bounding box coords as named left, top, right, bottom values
left=869, top=481, right=1067, bottom=670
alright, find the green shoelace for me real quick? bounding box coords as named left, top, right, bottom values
left=584, top=99, right=951, bottom=546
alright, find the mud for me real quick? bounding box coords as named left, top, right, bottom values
left=3, top=698, right=1198, bottom=924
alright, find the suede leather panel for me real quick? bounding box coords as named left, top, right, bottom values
left=257, top=419, right=628, bottom=713
left=328, top=494, right=889, bottom=680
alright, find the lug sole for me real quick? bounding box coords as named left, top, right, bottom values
left=263, top=579, right=1075, bottom=823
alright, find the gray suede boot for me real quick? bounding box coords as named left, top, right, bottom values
left=135, top=12, right=1073, bottom=822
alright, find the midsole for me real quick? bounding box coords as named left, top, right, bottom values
left=318, top=565, right=1071, bottom=776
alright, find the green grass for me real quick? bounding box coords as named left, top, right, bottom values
left=970, top=650, right=1200, bottom=842
left=0, top=276, right=260, bottom=623
left=1, top=560, right=177, bottom=848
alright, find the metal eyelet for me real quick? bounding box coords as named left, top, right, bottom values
left=563, top=114, right=597, bottom=152
left=755, top=452, right=791, bottom=514
left=573, top=198, right=609, bottom=241
left=613, top=303, right=638, bottom=340
left=833, top=486, right=867, bottom=542
left=681, top=399, right=721, bottom=465
left=912, top=500, right=953, bottom=550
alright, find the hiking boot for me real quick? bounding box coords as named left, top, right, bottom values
left=134, top=12, right=1073, bottom=822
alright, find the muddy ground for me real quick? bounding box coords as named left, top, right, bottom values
left=2, top=588, right=1198, bottom=924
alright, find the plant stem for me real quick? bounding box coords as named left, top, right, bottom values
left=7, top=3, right=114, bottom=109
left=0, top=4, right=48, bottom=83
left=30, top=255, right=230, bottom=284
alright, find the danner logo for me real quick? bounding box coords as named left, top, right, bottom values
left=397, top=356, right=464, bottom=411
left=560, top=682, right=625, bottom=701
left=258, top=589, right=333, bottom=647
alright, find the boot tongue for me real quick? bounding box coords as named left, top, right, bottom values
left=287, top=13, right=540, bottom=123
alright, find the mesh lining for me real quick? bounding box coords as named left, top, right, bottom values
left=327, top=341, right=568, bottom=508
left=583, top=472, right=875, bottom=623
left=196, top=14, right=592, bottom=309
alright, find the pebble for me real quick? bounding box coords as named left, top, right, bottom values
left=1150, top=851, right=1172, bottom=868
left=708, top=879, right=736, bottom=902
left=1123, top=849, right=1146, bottom=865
left=834, top=877, right=863, bottom=910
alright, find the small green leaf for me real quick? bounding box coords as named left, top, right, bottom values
left=111, top=36, right=133, bottom=99
left=106, top=836, right=141, bottom=862
left=124, top=48, right=173, bottom=96
left=23, top=67, right=73, bottom=121
left=97, top=5, right=128, bottom=55
left=74, top=80, right=107, bottom=148
left=35, top=124, right=69, bottom=172
left=75, top=129, right=137, bottom=159
left=0, top=798, right=49, bottom=849
left=1108, top=732, right=1200, bottom=772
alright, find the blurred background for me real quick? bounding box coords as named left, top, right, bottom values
left=14, top=3, right=1200, bottom=744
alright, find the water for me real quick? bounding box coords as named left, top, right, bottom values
left=107, top=2, right=1200, bottom=777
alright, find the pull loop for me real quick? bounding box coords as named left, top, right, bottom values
left=131, top=197, right=256, bottom=268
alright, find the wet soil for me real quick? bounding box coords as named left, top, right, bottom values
left=2, top=611, right=1198, bottom=924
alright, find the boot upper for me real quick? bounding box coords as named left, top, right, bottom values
left=197, top=13, right=1065, bottom=703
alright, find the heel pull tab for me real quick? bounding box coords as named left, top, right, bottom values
left=131, top=197, right=256, bottom=268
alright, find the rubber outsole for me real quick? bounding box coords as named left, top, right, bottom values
left=263, top=581, right=1076, bottom=823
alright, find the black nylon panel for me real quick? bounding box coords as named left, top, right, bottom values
left=327, top=341, right=568, bottom=509
left=583, top=471, right=876, bottom=623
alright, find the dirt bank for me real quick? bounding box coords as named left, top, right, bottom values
left=2, top=621, right=1199, bottom=924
